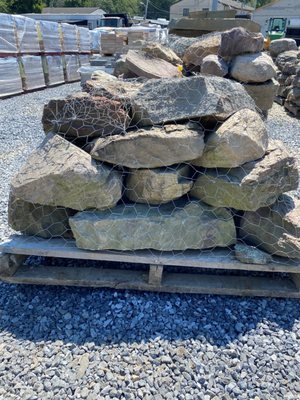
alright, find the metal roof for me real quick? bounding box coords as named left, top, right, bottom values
left=42, top=7, right=105, bottom=15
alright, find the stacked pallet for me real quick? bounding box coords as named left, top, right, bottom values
left=0, top=13, right=25, bottom=97
left=101, top=32, right=127, bottom=55
left=0, top=13, right=93, bottom=98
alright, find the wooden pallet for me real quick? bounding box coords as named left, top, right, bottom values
left=1, top=235, right=300, bottom=298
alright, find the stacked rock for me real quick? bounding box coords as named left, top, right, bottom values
left=181, top=27, right=278, bottom=116
left=272, top=39, right=300, bottom=117
left=8, top=69, right=300, bottom=260
left=113, top=28, right=278, bottom=116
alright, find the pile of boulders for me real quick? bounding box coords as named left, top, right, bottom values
left=182, top=28, right=278, bottom=115
left=271, top=39, right=300, bottom=117
left=8, top=69, right=300, bottom=261
left=112, top=28, right=278, bottom=116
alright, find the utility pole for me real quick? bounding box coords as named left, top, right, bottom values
left=211, top=0, right=218, bottom=11
left=144, top=0, right=149, bottom=20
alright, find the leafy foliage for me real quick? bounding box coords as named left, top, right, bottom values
left=257, top=0, right=273, bottom=7
left=0, top=0, right=274, bottom=17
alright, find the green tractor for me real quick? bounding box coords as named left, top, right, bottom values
left=265, top=17, right=300, bottom=48
left=266, top=17, right=287, bottom=43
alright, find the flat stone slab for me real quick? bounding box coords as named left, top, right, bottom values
left=91, top=124, right=205, bottom=168
left=126, top=50, right=179, bottom=79
left=69, top=200, right=236, bottom=251
left=142, top=42, right=182, bottom=66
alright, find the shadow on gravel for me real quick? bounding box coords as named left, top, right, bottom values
left=0, top=280, right=299, bottom=347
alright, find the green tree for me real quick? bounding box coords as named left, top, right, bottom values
left=256, top=0, right=273, bottom=7
left=83, top=0, right=140, bottom=15
left=64, top=0, right=83, bottom=6
left=0, top=0, right=9, bottom=12
left=8, top=0, right=43, bottom=13
left=142, top=0, right=177, bottom=20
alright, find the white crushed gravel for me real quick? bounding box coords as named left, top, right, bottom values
left=0, top=87, right=299, bottom=400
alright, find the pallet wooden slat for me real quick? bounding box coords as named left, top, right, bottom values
left=1, top=264, right=299, bottom=298
left=149, top=265, right=163, bottom=286
left=1, top=236, right=300, bottom=273
left=1, top=235, right=300, bottom=298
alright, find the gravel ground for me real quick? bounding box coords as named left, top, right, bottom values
left=0, top=86, right=300, bottom=399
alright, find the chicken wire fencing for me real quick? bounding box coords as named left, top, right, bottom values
left=5, top=29, right=300, bottom=269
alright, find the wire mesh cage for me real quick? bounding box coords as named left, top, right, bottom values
left=1, top=27, right=300, bottom=297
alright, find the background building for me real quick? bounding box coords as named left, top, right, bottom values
left=170, top=0, right=253, bottom=20
left=26, top=7, right=105, bottom=29
left=253, top=0, right=300, bottom=34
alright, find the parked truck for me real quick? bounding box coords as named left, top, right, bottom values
left=98, top=13, right=132, bottom=29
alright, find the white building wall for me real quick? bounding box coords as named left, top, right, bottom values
left=170, top=0, right=225, bottom=20
left=253, top=0, right=300, bottom=34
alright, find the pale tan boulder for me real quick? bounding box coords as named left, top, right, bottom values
left=11, top=134, right=123, bottom=211
left=125, top=165, right=193, bottom=204
left=191, top=109, right=268, bottom=168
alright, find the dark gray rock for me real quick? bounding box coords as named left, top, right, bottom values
left=234, top=243, right=272, bottom=265
left=240, top=194, right=300, bottom=259
left=8, top=194, right=75, bottom=238
left=131, top=75, right=256, bottom=126
left=42, top=92, right=130, bottom=138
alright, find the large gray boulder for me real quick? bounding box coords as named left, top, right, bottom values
left=190, top=140, right=299, bottom=211
left=69, top=200, right=236, bottom=251
left=131, top=75, right=256, bottom=127
left=183, top=33, right=221, bottom=70
left=125, top=165, right=193, bottom=205
left=201, top=55, right=228, bottom=77
left=243, top=79, right=278, bottom=112
left=11, top=134, right=123, bottom=211
left=91, top=124, right=205, bottom=168
left=240, top=195, right=300, bottom=259
left=220, top=27, right=264, bottom=57
left=230, top=52, right=276, bottom=83
left=191, top=109, right=268, bottom=168
left=126, top=50, right=179, bottom=79
left=42, top=92, right=130, bottom=138
left=270, top=38, right=297, bottom=58
left=8, top=194, right=75, bottom=239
